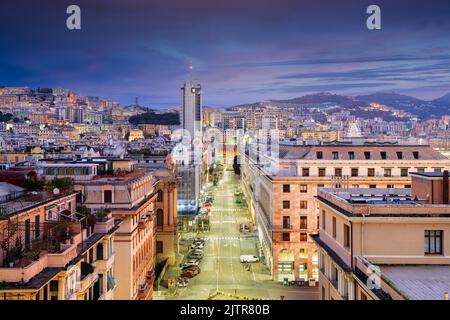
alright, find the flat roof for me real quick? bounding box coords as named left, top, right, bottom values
left=410, top=172, right=448, bottom=178
left=380, top=265, right=450, bottom=300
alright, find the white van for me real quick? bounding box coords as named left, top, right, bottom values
left=240, top=255, right=259, bottom=263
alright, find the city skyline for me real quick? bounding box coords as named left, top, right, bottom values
left=1, top=0, right=450, bottom=108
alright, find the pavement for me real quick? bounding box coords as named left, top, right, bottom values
left=156, top=164, right=319, bottom=300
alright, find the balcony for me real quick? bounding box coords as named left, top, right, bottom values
left=138, top=217, right=147, bottom=230
left=78, top=261, right=98, bottom=293
left=146, top=269, right=155, bottom=281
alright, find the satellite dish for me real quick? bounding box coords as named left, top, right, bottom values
left=53, top=188, right=60, bottom=195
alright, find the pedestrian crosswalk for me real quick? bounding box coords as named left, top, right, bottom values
left=211, top=208, right=245, bottom=212
left=207, top=236, right=240, bottom=241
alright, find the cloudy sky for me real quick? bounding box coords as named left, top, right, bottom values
left=1, top=0, right=450, bottom=108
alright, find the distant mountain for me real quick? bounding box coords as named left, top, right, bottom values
left=433, top=93, right=450, bottom=104
left=272, top=92, right=357, bottom=106
left=228, top=91, right=449, bottom=118
left=355, top=92, right=449, bottom=118
left=356, top=92, right=425, bottom=106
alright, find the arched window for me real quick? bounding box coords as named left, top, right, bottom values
left=157, top=189, right=163, bottom=202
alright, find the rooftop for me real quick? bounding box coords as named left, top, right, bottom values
left=277, top=143, right=448, bottom=161
left=317, top=187, right=450, bottom=217
left=380, top=265, right=450, bottom=300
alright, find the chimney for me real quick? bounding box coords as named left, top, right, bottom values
left=443, top=170, right=449, bottom=205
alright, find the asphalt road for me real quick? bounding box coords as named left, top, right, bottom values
left=159, top=168, right=319, bottom=300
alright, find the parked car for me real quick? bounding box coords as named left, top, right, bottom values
left=188, top=252, right=203, bottom=260
left=240, top=255, right=259, bottom=263
left=183, top=264, right=200, bottom=272
left=191, top=243, right=204, bottom=249
left=186, top=258, right=200, bottom=264
left=180, top=266, right=201, bottom=277
left=176, top=277, right=188, bottom=287
left=181, top=270, right=196, bottom=278
left=240, top=223, right=250, bottom=233
left=182, top=261, right=199, bottom=269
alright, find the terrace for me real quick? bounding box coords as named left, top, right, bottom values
left=317, top=187, right=450, bottom=216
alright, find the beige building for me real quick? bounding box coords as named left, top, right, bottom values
left=0, top=190, right=121, bottom=300
left=74, top=168, right=157, bottom=300
left=313, top=171, right=450, bottom=300
left=241, top=142, right=450, bottom=282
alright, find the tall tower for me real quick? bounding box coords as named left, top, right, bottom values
left=180, top=79, right=202, bottom=140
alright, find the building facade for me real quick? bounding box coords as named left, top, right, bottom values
left=313, top=171, right=450, bottom=300
left=74, top=168, right=157, bottom=300
left=241, top=142, right=450, bottom=282
left=0, top=191, right=121, bottom=300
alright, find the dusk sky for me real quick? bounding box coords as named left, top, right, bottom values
left=1, top=0, right=450, bottom=108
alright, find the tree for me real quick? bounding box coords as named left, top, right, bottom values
left=129, top=111, right=180, bottom=125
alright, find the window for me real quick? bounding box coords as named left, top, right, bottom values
left=35, top=215, right=40, bottom=239
left=283, top=184, right=290, bottom=193
left=300, top=184, right=307, bottom=193
left=413, top=151, right=419, bottom=159
left=104, top=190, right=112, bottom=203
left=157, top=189, right=163, bottom=202
left=380, top=151, right=387, bottom=159
left=368, top=168, right=375, bottom=177
left=369, top=184, right=376, bottom=188
left=348, top=152, right=355, bottom=160
left=300, top=233, right=308, bottom=242
left=156, top=241, right=163, bottom=254
left=384, top=168, right=392, bottom=177
left=283, top=216, right=291, bottom=229
left=302, top=168, right=310, bottom=177
left=401, top=168, right=408, bottom=177
left=434, top=168, right=442, bottom=173
left=351, top=168, right=359, bottom=177
left=317, top=184, right=325, bottom=188
left=352, top=184, right=359, bottom=188
left=364, top=151, right=371, bottom=160
left=283, top=201, right=290, bottom=209
left=344, top=224, right=350, bottom=248
left=282, top=233, right=290, bottom=241
left=322, top=210, right=326, bottom=229
left=404, top=184, right=411, bottom=188
left=300, top=200, right=308, bottom=209
left=332, top=151, right=339, bottom=160
left=335, top=168, right=342, bottom=177
left=156, top=209, right=164, bottom=229
left=318, top=168, right=326, bottom=177
left=316, top=151, right=323, bottom=159
left=332, top=217, right=336, bottom=238
left=300, top=216, right=307, bottom=229
left=396, top=151, right=403, bottom=159
left=425, top=230, right=442, bottom=254
left=387, top=184, right=394, bottom=188
left=417, top=167, right=425, bottom=173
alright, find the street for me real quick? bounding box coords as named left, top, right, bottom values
left=157, top=167, right=319, bottom=300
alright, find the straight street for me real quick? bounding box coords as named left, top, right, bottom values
left=157, top=166, right=318, bottom=300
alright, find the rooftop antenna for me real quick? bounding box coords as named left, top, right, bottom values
left=189, top=63, right=193, bottom=80
left=135, top=97, right=139, bottom=107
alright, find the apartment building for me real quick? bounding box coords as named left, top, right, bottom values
left=74, top=167, right=157, bottom=300
left=0, top=189, right=121, bottom=300
left=313, top=171, right=450, bottom=300
left=241, top=141, right=450, bottom=282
